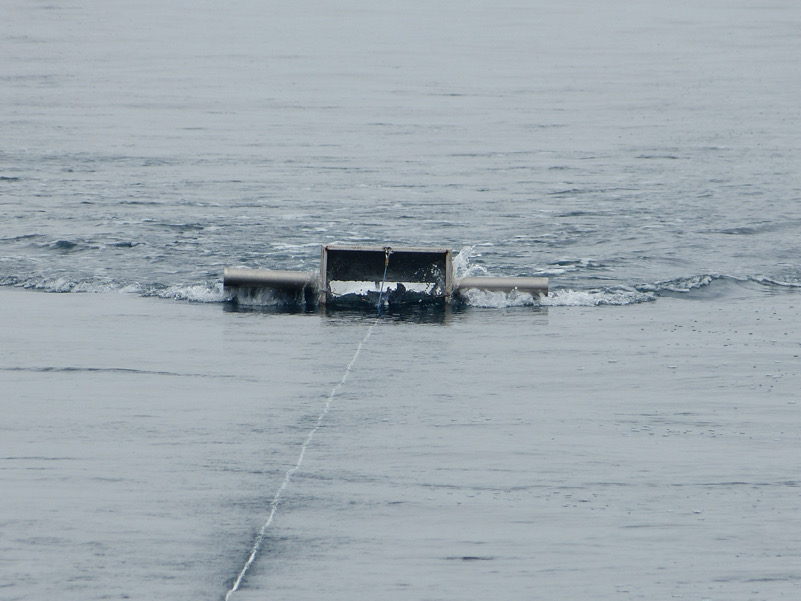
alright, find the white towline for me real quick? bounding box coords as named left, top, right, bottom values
left=224, top=323, right=376, bottom=600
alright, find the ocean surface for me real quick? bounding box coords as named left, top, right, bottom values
left=2, top=1, right=800, bottom=599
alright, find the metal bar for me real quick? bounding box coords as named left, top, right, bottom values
left=319, top=245, right=329, bottom=305
left=223, top=268, right=317, bottom=290
left=322, top=244, right=451, bottom=254
left=455, top=276, right=548, bottom=296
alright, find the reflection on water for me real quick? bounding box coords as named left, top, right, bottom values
left=224, top=297, right=548, bottom=325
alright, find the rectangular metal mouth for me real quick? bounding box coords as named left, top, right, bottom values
left=320, top=245, right=453, bottom=305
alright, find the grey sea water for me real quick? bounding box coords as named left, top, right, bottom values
left=2, top=1, right=801, bottom=600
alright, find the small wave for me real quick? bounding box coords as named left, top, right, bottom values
left=750, top=276, right=801, bottom=289
left=636, top=274, right=724, bottom=294
left=542, top=288, right=656, bottom=307
left=0, top=274, right=23, bottom=287
left=457, top=273, right=770, bottom=307
left=633, top=273, right=801, bottom=298
left=50, top=239, right=99, bottom=253
left=4, top=275, right=227, bottom=302
left=11, top=276, right=118, bottom=293
left=2, top=274, right=141, bottom=294
left=151, top=282, right=227, bottom=303
left=545, top=257, right=606, bottom=274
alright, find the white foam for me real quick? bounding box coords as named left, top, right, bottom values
left=453, top=246, right=488, bottom=279
left=542, top=288, right=655, bottom=307
left=156, top=282, right=227, bottom=303
left=328, top=280, right=435, bottom=297
left=460, top=288, right=538, bottom=308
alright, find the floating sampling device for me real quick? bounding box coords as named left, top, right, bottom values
left=223, top=244, right=548, bottom=307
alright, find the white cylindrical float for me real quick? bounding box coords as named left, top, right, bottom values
left=223, top=268, right=317, bottom=291
left=455, top=276, right=548, bottom=297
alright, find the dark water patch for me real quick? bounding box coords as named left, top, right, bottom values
left=744, top=575, right=801, bottom=583
left=556, top=210, right=613, bottom=218
left=119, top=199, right=163, bottom=206
left=2, top=456, right=78, bottom=461
left=713, top=226, right=769, bottom=235
left=642, top=273, right=801, bottom=299
left=4, top=276, right=135, bottom=294
left=445, top=556, right=495, bottom=561
left=16, top=536, right=72, bottom=547
left=141, top=158, right=174, bottom=167
left=695, top=481, right=800, bottom=488
left=154, top=222, right=206, bottom=232
left=622, top=523, right=695, bottom=529
left=46, top=239, right=98, bottom=253
left=548, top=188, right=594, bottom=196
left=0, top=234, right=42, bottom=243
left=0, top=366, right=238, bottom=379
left=552, top=258, right=608, bottom=269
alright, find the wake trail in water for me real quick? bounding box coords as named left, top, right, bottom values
left=224, top=322, right=376, bottom=601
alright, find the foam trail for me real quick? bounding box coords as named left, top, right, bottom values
left=224, top=323, right=376, bottom=601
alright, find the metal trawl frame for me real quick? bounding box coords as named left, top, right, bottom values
left=223, top=244, right=548, bottom=306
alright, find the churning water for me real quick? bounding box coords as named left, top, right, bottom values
left=2, top=0, right=800, bottom=305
